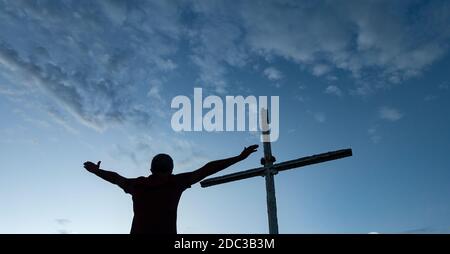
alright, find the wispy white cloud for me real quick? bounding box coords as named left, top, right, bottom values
left=325, top=85, right=343, bottom=97
left=188, top=1, right=248, bottom=93
left=263, top=67, right=283, bottom=81
left=438, top=82, right=449, bottom=90
left=368, top=126, right=381, bottom=144
left=181, top=0, right=450, bottom=96
left=0, top=1, right=185, bottom=131
left=239, top=0, right=450, bottom=87
left=307, top=111, right=326, bottom=123
left=312, top=64, right=331, bottom=77
left=147, top=79, right=165, bottom=103
left=55, top=218, right=71, bottom=225
left=45, top=105, right=80, bottom=134
left=0, top=43, right=154, bottom=131
left=0, top=0, right=448, bottom=133
left=314, top=113, right=326, bottom=123
left=379, top=107, right=403, bottom=122
left=0, top=85, right=25, bottom=96
left=55, top=218, right=75, bottom=234
left=424, top=94, right=438, bottom=102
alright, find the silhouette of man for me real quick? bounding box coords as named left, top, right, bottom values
left=83, top=145, right=258, bottom=234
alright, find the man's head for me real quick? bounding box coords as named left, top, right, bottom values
left=150, top=153, right=174, bottom=175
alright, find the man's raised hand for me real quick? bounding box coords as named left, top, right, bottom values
left=84, top=161, right=101, bottom=173
left=239, top=145, right=259, bottom=160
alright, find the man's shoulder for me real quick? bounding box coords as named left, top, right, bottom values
left=128, top=176, right=148, bottom=184
left=173, top=172, right=193, bottom=179
left=172, top=172, right=193, bottom=188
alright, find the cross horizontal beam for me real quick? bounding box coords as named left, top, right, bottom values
left=200, top=148, right=352, bottom=188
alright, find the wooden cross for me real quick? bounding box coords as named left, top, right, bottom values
left=200, top=109, right=353, bottom=234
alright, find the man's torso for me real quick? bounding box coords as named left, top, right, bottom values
left=123, top=174, right=192, bottom=234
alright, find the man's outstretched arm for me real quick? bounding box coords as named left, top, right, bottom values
left=83, top=161, right=128, bottom=189
left=188, top=145, right=259, bottom=185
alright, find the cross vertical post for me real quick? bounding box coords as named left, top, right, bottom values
left=261, top=109, right=279, bottom=234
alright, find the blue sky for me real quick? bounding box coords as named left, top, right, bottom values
left=0, top=0, right=450, bottom=234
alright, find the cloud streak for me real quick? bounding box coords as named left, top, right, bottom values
left=0, top=1, right=190, bottom=131
left=379, top=107, right=403, bottom=122
left=263, top=67, right=283, bottom=81
left=0, top=43, right=152, bottom=131
left=245, top=1, right=449, bottom=83
left=325, top=85, right=343, bottom=97
left=0, top=0, right=448, bottom=132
